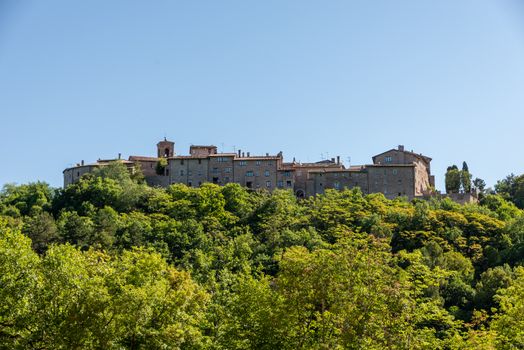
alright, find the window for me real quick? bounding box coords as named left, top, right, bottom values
left=246, top=181, right=253, bottom=188
left=393, top=169, right=398, bottom=175
left=277, top=181, right=284, bottom=188
left=385, top=156, right=392, bottom=163
left=264, top=170, right=270, bottom=177
left=198, top=159, right=202, bottom=164
left=256, top=160, right=261, bottom=166
left=188, top=181, right=192, bottom=187
left=246, top=171, right=254, bottom=177
left=181, top=159, right=184, bottom=165
left=284, top=171, right=291, bottom=177
left=180, top=170, right=184, bottom=176
left=334, top=182, right=340, bottom=190
left=224, top=177, right=230, bottom=182
left=266, top=181, right=271, bottom=188
left=286, top=180, right=292, bottom=187
left=239, top=160, right=247, bottom=166
left=213, top=177, right=219, bottom=184
left=225, top=167, right=232, bottom=173
left=188, top=170, right=192, bottom=176
left=212, top=167, right=219, bottom=174
left=334, top=173, right=338, bottom=178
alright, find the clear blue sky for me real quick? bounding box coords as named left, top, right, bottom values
left=1, top=0, right=524, bottom=190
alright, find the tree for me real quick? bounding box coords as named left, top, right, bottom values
left=461, top=162, right=472, bottom=193
left=491, top=266, right=524, bottom=348
left=156, top=158, right=167, bottom=175
left=495, top=174, right=524, bottom=209
left=0, top=218, right=40, bottom=346
left=445, top=165, right=461, bottom=193
left=22, top=210, right=58, bottom=254
left=473, top=178, right=486, bottom=195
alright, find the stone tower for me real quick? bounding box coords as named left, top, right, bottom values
left=157, top=138, right=175, bottom=158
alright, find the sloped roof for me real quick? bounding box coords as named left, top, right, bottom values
left=372, top=148, right=432, bottom=163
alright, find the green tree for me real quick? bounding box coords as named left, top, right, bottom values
left=0, top=218, right=40, bottom=346
left=491, top=266, right=524, bottom=348
left=461, top=162, right=472, bottom=193
left=445, top=165, right=461, bottom=194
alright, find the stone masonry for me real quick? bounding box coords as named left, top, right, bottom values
left=63, top=140, right=435, bottom=200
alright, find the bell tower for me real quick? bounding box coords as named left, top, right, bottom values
left=157, top=138, right=175, bottom=158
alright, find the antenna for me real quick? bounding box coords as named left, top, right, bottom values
left=347, top=156, right=351, bottom=167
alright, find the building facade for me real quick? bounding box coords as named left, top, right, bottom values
left=63, top=140, right=435, bottom=200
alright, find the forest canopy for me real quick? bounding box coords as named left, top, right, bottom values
left=1, top=162, right=524, bottom=349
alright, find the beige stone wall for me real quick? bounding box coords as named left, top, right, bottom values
left=277, top=169, right=295, bottom=190
left=367, top=165, right=415, bottom=199
left=157, top=140, right=175, bottom=158
left=310, top=170, right=369, bottom=196
left=292, top=163, right=343, bottom=196
left=63, top=165, right=99, bottom=187
left=190, top=146, right=217, bottom=157
left=208, top=155, right=235, bottom=185
left=169, top=157, right=210, bottom=187
left=134, top=160, right=158, bottom=177
left=233, top=157, right=280, bottom=190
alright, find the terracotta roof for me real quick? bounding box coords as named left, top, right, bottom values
left=235, top=156, right=281, bottom=160
left=366, top=164, right=415, bottom=168
left=372, top=148, right=432, bottom=163
left=169, top=155, right=208, bottom=159
left=208, top=153, right=237, bottom=157
left=308, top=168, right=365, bottom=174
left=292, top=163, right=343, bottom=168
left=129, top=156, right=159, bottom=161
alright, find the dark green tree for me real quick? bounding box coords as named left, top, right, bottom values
left=445, top=165, right=461, bottom=193
left=461, top=161, right=472, bottom=193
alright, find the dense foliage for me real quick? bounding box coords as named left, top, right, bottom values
left=1, top=162, right=524, bottom=349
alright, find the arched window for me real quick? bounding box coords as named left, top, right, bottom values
left=164, top=148, right=170, bottom=157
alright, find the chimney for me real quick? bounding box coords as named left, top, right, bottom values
left=118, top=153, right=121, bottom=160
left=337, top=156, right=340, bottom=165
left=331, top=157, right=335, bottom=163
left=238, top=149, right=241, bottom=157
left=247, top=152, right=250, bottom=157
left=398, top=145, right=404, bottom=152
left=81, top=160, right=84, bottom=166
left=266, top=153, right=269, bottom=156
left=242, top=152, right=245, bottom=157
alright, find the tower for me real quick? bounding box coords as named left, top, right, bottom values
left=157, top=138, right=175, bottom=158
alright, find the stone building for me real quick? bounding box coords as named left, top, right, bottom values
left=63, top=158, right=135, bottom=188
left=307, top=146, right=435, bottom=199
left=63, top=140, right=435, bottom=200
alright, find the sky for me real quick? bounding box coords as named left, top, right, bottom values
left=1, top=0, right=524, bottom=190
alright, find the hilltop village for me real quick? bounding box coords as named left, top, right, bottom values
left=63, top=139, right=447, bottom=201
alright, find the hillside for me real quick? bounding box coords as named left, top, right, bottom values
left=1, top=162, right=523, bottom=349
